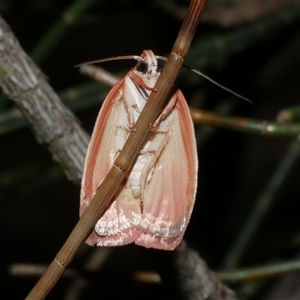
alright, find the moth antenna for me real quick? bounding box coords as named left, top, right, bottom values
left=187, top=67, right=251, bottom=103
left=156, top=55, right=251, bottom=103
left=74, top=55, right=143, bottom=68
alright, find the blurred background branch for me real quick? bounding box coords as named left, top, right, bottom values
left=0, top=15, right=88, bottom=183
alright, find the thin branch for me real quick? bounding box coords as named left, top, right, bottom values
left=218, top=259, right=300, bottom=283
left=191, top=108, right=300, bottom=136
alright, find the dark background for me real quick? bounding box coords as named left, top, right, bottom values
left=1, top=1, right=300, bottom=299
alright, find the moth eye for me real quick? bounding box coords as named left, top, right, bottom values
left=136, top=61, right=148, bottom=73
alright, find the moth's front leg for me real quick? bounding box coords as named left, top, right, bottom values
left=150, top=91, right=178, bottom=129
left=122, top=79, right=141, bottom=132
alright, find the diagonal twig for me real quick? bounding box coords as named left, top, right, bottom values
left=0, top=15, right=89, bottom=183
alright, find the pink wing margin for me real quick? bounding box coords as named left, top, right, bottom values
left=80, top=79, right=125, bottom=207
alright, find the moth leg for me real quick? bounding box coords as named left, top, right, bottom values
left=120, top=84, right=138, bottom=132
left=130, top=71, right=157, bottom=92
left=150, top=91, right=178, bottom=129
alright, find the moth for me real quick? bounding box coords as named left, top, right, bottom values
left=80, top=49, right=198, bottom=250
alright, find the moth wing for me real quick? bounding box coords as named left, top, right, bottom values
left=81, top=85, right=197, bottom=250
left=80, top=83, right=129, bottom=206
left=81, top=78, right=144, bottom=246
left=136, top=90, right=198, bottom=250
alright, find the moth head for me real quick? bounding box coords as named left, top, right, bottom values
left=135, top=49, right=161, bottom=79
left=74, top=51, right=250, bottom=103
left=75, top=49, right=163, bottom=80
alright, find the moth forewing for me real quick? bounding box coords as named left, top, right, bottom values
left=80, top=50, right=198, bottom=250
